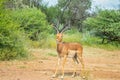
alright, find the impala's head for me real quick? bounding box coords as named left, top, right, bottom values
left=53, top=21, right=70, bottom=43
left=56, top=33, right=63, bottom=42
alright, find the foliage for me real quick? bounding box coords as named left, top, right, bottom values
left=0, top=0, right=51, bottom=60
left=84, top=10, right=120, bottom=43
left=44, top=6, right=61, bottom=23
left=0, top=9, right=28, bottom=60
left=4, top=0, right=43, bottom=9
left=36, top=29, right=120, bottom=50
left=11, top=8, right=51, bottom=40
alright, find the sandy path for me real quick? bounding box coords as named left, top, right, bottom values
left=0, top=47, right=120, bottom=80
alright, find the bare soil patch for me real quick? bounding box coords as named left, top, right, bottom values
left=0, top=47, right=120, bottom=80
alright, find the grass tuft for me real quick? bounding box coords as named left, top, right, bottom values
left=30, top=30, right=120, bottom=51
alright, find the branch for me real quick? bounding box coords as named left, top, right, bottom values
left=59, top=0, right=71, bottom=22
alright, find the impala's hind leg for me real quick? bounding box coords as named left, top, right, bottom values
left=77, top=51, right=85, bottom=78
left=72, top=57, right=77, bottom=77
left=78, top=55, right=84, bottom=70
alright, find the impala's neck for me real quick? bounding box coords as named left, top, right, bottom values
left=57, top=42, right=63, bottom=56
left=56, top=41, right=63, bottom=44
left=56, top=33, right=63, bottom=44
left=56, top=40, right=62, bottom=49
left=56, top=33, right=64, bottom=54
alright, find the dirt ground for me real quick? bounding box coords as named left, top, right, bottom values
left=0, top=47, right=120, bottom=80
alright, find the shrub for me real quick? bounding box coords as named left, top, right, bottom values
left=0, top=4, right=28, bottom=60
left=84, top=10, right=120, bottom=44
left=11, top=8, right=52, bottom=41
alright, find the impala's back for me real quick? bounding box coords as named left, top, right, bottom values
left=57, top=42, right=83, bottom=57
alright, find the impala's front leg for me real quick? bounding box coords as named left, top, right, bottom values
left=52, top=57, right=61, bottom=78
left=61, top=55, right=67, bottom=79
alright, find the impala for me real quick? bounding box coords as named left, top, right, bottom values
left=52, top=22, right=85, bottom=79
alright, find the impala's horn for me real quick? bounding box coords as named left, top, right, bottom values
left=53, top=20, right=60, bottom=33
left=60, top=21, right=71, bottom=33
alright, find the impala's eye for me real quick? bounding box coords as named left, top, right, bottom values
left=56, top=35, right=59, bottom=39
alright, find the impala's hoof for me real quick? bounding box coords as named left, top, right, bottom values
left=72, top=74, right=75, bottom=78
left=72, top=72, right=76, bottom=77
left=52, top=74, right=56, bottom=78
left=60, top=76, right=64, bottom=80
left=82, top=76, right=86, bottom=79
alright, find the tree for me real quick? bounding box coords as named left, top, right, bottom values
left=84, top=10, right=120, bottom=43
left=43, top=6, right=61, bottom=23
left=57, top=0, right=91, bottom=31
left=4, top=0, right=43, bottom=9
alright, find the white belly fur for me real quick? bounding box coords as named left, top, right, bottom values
left=67, top=50, right=77, bottom=58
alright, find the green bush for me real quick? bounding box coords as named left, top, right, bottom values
left=11, top=8, right=52, bottom=41
left=0, top=2, right=53, bottom=60
left=0, top=1, right=29, bottom=60
left=0, top=13, right=28, bottom=60
left=84, top=10, right=120, bottom=43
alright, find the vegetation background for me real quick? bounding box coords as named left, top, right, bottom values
left=0, top=0, right=120, bottom=60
